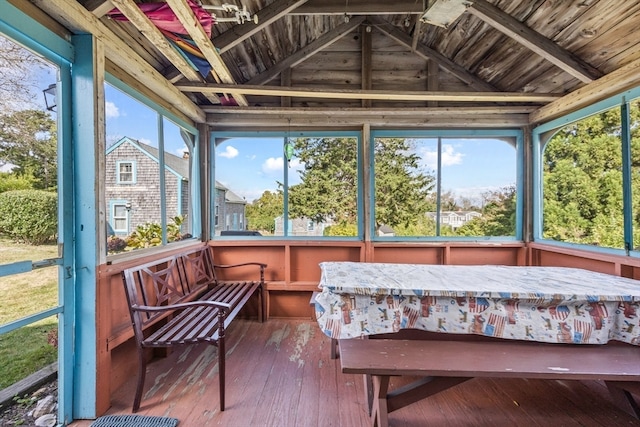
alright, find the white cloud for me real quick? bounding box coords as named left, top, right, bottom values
left=138, top=138, right=153, bottom=146
left=219, top=145, right=239, bottom=159
left=419, top=144, right=464, bottom=169
left=105, top=101, right=120, bottom=118
left=441, top=144, right=464, bottom=166
left=262, top=156, right=284, bottom=174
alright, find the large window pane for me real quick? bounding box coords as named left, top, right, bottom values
left=542, top=106, right=624, bottom=249
left=629, top=99, right=640, bottom=250
left=374, top=136, right=516, bottom=237
left=215, top=135, right=359, bottom=237
left=105, top=83, right=194, bottom=254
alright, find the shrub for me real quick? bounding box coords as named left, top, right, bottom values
left=107, top=235, right=127, bottom=253
left=0, top=190, right=57, bottom=244
left=0, top=172, right=35, bottom=193
left=125, top=215, right=185, bottom=250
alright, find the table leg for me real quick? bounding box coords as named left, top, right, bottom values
left=370, top=375, right=390, bottom=427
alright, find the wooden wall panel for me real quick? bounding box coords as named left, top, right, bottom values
left=211, top=244, right=286, bottom=282
left=289, top=245, right=361, bottom=282
left=448, top=246, right=521, bottom=265
left=372, top=245, right=442, bottom=264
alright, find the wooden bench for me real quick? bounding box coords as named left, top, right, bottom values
left=121, top=245, right=266, bottom=412
left=340, top=338, right=640, bottom=427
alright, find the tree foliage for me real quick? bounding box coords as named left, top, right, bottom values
left=245, top=190, right=283, bottom=234
left=0, top=109, right=57, bottom=190
left=374, top=138, right=435, bottom=229
left=288, top=137, right=359, bottom=225
left=542, top=105, right=631, bottom=247
left=0, top=37, right=48, bottom=111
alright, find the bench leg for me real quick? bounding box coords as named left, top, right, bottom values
left=132, top=348, right=147, bottom=412
left=218, top=337, right=226, bottom=411
left=370, top=375, right=390, bottom=427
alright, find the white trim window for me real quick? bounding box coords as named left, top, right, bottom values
left=117, top=161, right=135, bottom=184
left=112, top=202, right=129, bottom=234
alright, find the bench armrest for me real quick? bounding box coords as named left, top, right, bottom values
left=132, top=300, right=232, bottom=313
left=213, top=262, right=266, bottom=282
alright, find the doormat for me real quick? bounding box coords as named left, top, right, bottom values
left=90, top=415, right=179, bottom=427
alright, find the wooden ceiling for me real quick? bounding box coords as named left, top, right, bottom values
left=26, top=0, right=640, bottom=128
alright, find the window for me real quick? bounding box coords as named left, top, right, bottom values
left=112, top=202, right=129, bottom=234
left=213, top=133, right=360, bottom=237
left=538, top=97, right=640, bottom=253
left=373, top=133, right=518, bottom=238
left=104, top=82, right=197, bottom=255
left=116, top=161, right=135, bottom=183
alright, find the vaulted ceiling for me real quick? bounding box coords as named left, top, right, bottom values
left=26, top=0, right=640, bottom=128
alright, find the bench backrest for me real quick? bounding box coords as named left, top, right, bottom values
left=121, top=246, right=215, bottom=340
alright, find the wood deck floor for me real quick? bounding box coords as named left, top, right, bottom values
left=71, top=319, right=640, bottom=426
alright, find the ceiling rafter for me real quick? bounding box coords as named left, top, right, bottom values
left=178, top=82, right=561, bottom=103
left=30, top=0, right=204, bottom=122
left=165, top=0, right=248, bottom=106
left=212, top=0, right=309, bottom=54
left=468, top=0, right=602, bottom=83
left=107, top=0, right=221, bottom=105
left=290, top=0, right=423, bottom=15
left=369, top=17, right=497, bottom=92
left=246, top=16, right=366, bottom=86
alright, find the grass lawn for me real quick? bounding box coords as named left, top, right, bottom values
left=0, top=237, right=59, bottom=389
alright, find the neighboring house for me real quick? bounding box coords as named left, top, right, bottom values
left=105, top=137, right=190, bottom=237
left=106, top=136, right=246, bottom=237
left=274, top=216, right=333, bottom=237
left=213, top=181, right=247, bottom=235
left=427, top=210, right=482, bottom=230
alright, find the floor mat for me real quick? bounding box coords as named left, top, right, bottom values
left=90, top=415, right=179, bottom=427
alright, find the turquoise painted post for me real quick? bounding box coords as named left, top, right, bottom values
left=71, top=34, right=99, bottom=419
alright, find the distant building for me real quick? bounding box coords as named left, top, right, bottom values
left=213, top=181, right=246, bottom=235
left=274, top=216, right=333, bottom=237
left=427, top=210, right=481, bottom=230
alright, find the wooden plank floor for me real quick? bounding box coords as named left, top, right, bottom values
left=71, top=319, right=640, bottom=426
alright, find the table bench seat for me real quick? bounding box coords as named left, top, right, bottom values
left=340, top=338, right=640, bottom=427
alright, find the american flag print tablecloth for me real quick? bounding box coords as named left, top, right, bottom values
left=313, top=262, right=640, bottom=345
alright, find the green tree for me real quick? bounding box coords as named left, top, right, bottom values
left=246, top=190, right=283, bottom=234
left=374, top=138, right=434, bottom=229
left=288, top=137, right=358, bottom=225
left=0, top=109, right=57, bottom=190
left=457, top=186, right=516, bottom=236
left=542, top=108, right=625, bottom=247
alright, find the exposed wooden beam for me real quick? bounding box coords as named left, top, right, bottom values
left=107, top=0, right=220, bottom=105
left=179, top=82, right=561, bottom=102
left=291, top=0, right=423, bottom=15
left=530, top=56, right=640, bottom=124
left=31, top=0, right=204, bottom=123
left=84, top=0, right=114, bottom=17
left=204, top=106, right=532, bottom=128
left=361, top=25, right=372, bottom=108
left=212, top=0, right=309, bottom=54
left=247, top=16, right=366, bottom=85
left=165, top=0, right=248, bottom=106
left=202, top=106, right=538, bottom=115
left=468, top=0, right=602, bottom=84
left=369, top=17, right=497, bottom=92
left=280, top=68, right=291, bottom=108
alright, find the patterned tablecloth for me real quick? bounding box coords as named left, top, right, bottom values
left=313, top=262, right=640, bottom=345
